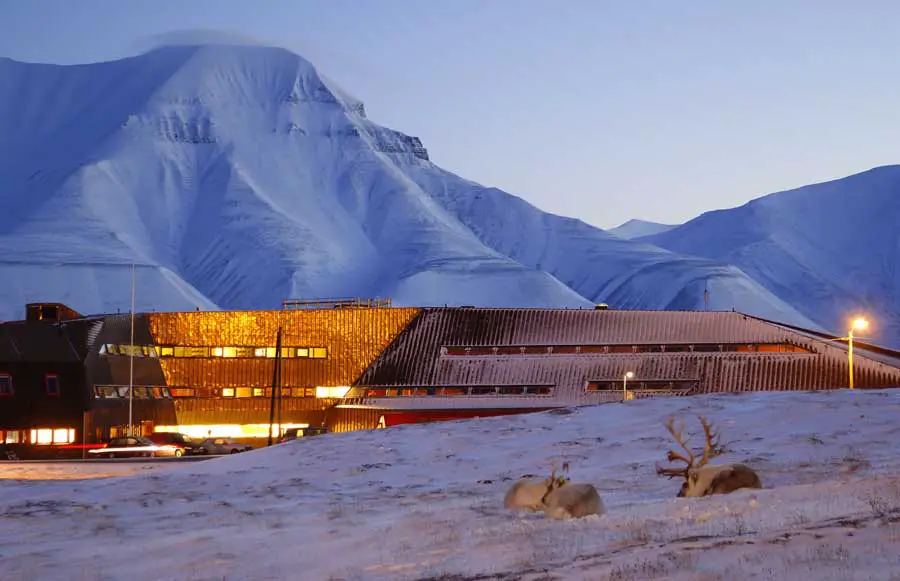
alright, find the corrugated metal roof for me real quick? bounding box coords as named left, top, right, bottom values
left=357, top=308, right=900, bottom=404
left=0, top=321, right=84, bottom=362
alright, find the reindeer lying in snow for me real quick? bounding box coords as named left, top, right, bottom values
left=542, top=482, right=605, bottom=520
left=504, top=462, right=605, bottom=519
left=656, top=415, right=762, bottom=497
left=503, top=464, right=569, bottom=511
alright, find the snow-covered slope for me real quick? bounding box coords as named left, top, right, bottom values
left=0, top=44, right=815, bottom=327
left=609, top=218, right=678, bottom=239
left=3, top=388, right=900, bottom=580
left=642, top=166, right=900, bottom=348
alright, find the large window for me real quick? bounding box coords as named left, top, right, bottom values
left=585, top=379, right=699, bottom=392
left=29, top=428, right=75, bottom=445
left=91, top=384, right=318, bottom=399
left=102, top=344, right=328, bottom=359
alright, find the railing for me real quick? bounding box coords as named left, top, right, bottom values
left=282, top=297, right=393, bottom=310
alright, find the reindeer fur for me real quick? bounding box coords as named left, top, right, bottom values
left=503, top=478, right=558, bottom=511
left=679, top=463, right=762, bottom=497
left=542, top=482, right=605, bottom=520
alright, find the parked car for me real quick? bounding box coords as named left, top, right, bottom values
left=197, top=438, right=253, bottom=455
left=147, top=432, right=202, bottom=456
left=88, top=436, right=180, bottom=458
left=278, top=426, right=330, bottom=443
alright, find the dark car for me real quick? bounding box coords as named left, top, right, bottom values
left=147, top=432, right=203, bottom=456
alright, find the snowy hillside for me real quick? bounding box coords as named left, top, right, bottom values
left=609, top=218, right=678, bottom=240
left=3, top=388, right=900, bottom=580
left=0, top=44, right=815, bottom=327
left=642, top=166, right=900, bottom=348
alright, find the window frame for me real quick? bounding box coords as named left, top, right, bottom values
left=45, top=373, right=60, bottom=397
left=0, top=374, right=12, bottom=397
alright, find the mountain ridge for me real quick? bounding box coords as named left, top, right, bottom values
left=0, top=43, right=855, bottom=337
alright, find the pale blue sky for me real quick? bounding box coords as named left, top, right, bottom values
left=2, top=0, right=899, bottom=229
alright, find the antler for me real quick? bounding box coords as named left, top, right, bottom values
left=656, top=416, right=696, bottom=478
left=656, top=415, right=727, bottom=478
left=695, top=416, right=723, bottom=468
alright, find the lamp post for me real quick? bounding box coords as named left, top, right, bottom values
left=623, top=371, right=634, bottom=401
left=848, top=317, right=868, bottom=390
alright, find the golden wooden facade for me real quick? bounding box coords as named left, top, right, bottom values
left=146, top=308, right=421, bottom=390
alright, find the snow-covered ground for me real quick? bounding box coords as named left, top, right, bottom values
left=3, top=388, right=900, bottom=580
left=0, top=459, right=194, bottom=481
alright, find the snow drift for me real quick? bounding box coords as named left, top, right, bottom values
left=2, top=387, right=900, bottom=580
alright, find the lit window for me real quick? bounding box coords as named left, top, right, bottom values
left=296, top=348, right=309, bottom=358
left=315, top=386, right=350, bottom=398
left=4, top=430, right=20, bottom=444
left=53, top=428, right=74, bottom=444
left=0, top=375, right=12, bottom=397
left=45, top=374, right=60, bottom=397
left=31, top=429, right=53, bottom=445
left=252, top=388, right=266, bottom=397
left=236, top=388, right=252, bottom=398
left=310, top=347, right=327, bottom=359
left=159, top=346, right=174, bottom=357
left=254, top=348, right=267, bottom=357
left=221, top=388, right=235, bottom=397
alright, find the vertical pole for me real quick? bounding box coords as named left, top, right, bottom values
left=82, top=411, right=87, bottom=461
left=128, top=262, right=135, bottom=436
left=848, top=329, right=854, bottom=390
left=276, top=327, right=283, bottom=440
left=267, top=327, right=283, bottom=446
left=622, top=374, right=628, bottom=402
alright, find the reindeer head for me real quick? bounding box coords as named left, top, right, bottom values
left=541, top=461, right=571, bottom=503
left=655, top=415, right=724, bottom=497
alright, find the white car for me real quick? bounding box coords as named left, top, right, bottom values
left=89, top=436, right=181, bottom=458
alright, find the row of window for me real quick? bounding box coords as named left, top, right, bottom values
left=100, top=344, right=328, bottom=359
left=359, top=385, right=554, bottom=397
left=585, top=380, right=699, bottom=392
left=442, top=343, right=811, bottom=356
left=92, top=385, right=322, bottom=399
left=1, top=428, right=74, bottom=445
left=0, top=374, right=60, bottom=397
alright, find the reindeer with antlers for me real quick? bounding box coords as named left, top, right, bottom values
left=504, top=461, right=605, bottom=519
left=503, top=461, right=571, bottom=511
left=656, top=415, right=762, bottom=497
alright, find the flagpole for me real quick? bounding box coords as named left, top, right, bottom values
left=128, top=263, right=135, bottom=436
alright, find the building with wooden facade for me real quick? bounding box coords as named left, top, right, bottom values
left=2, top=301, right=900, bottom=456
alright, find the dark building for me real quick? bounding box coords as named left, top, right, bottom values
left=2, top=302, right=900, bottom=456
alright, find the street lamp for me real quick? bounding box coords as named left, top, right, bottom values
left=848, top=317, right=868, bottom=390
left=623, top=371, right=634, bottom=401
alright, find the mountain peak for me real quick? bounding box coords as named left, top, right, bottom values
left=608, top=218, right=678, bottom=240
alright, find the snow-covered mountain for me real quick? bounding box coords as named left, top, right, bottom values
left=641, top=166, right=900, bottom=348
left=0, top=44, right=819, bottom=328
left=608, top=218, right=678, bottom=240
